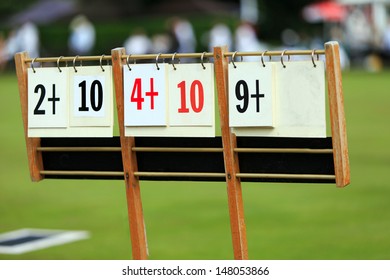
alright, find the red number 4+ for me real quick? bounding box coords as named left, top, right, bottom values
left=131, top=78, right=159, bottom=110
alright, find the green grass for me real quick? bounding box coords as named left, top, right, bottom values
left=1, top=70, right=390, bottom=260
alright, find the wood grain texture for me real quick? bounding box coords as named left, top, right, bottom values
left=325, top=42, right=350, bottom=187
left=214, top=46, right=248, bottom=260
left=14, top=52, right=44, bottom=182
left=111, top=48, right=148, bottom=259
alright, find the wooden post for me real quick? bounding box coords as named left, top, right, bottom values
left=214, top=46, right=248, bottom=259
left=111, top=48, right=148, bottom=259
left=325, top=42, right=350, bottom=188
left=14, top=52, right=44, bottom=182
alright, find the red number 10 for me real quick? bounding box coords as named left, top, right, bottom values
left=177, top=80, right=204, bottom=113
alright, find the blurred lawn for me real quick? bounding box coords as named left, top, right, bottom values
left=0, top=69, right=389, bottom=260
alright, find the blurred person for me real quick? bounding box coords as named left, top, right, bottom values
left=344, top=7, right=372, bottom=59
left=1, top=29, right=18, bottom=64
left=329, top=26, right=350, bottom=70
left=169, top=17, right=196, bottom=61
left=383, top=20, right=390, bottom=56
left=0, top=22, right=40, bottom=68
left=0, top=32, right=6, bottom=71
left=68, top=15, right=95, bottom=55
left=124, top=28, right=152, bottom=54
left=12, top=22, right=39, bottom=58
left=151, top=33, right=172, bottom=54
left=19, top=22, right=40, bottom=59
left=164, top=18, right=179, bottom=53
left=280, top=29, right=306, bottom=61
left=310, top=28, right=350, bottom=71
left=281, top=28, right=301, bottom=49
left=208, top=22, right=233, bottom=51
left=234, top=21, right=265, bottom=62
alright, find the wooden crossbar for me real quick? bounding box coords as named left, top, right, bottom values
left=39, top=170, right=336, bottom=181
left=36, top=146, right=333, bottom=154
left=37, top=147, right=122, bottom=152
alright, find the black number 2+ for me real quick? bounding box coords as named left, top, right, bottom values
left=33, top=84, right=60, bottom=115
left=33, top=84, right=45, bottom=115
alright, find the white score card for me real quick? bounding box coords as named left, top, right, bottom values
left=28, top=67, right=69, bottom=129
left=231, top=60, right=326, bottom=137
left=228, top=62, right=274, bottom=127
left=123, top=62, right=215, bottom=137
left=27, top=65, right=114, bottom=137
left=168, top=63, right=214, bottom=127
left=69, top=66, right=113, bottom=127
left=123, top=64, right=167, bottom=127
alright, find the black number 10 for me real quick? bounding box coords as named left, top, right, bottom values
left=78, top=80, right=103, bottom=112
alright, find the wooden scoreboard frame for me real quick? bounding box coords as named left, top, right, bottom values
left=15, top=41, right=349, bottom=260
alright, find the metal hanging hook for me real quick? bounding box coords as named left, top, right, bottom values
left=126, top=54, right=132, bottom=71
left=155, top=53, right=161, bottom=70
left=261, top=50, right=271, bottom=67
left=200, top=51, right=208, bottom=70
left=171, top=52, right=179, bottom=70
left=31, top=57, right=37, bottom=73
left=280, top=50, right=290, bottom=68
left=311, top=49, right=319, bottom=68
left=57, top=56, right=63, bottom=72
left=73, top=55, right=79, bottom=72
left=231, top=51, right=238, bottom=68
left=100, top=54, right=105, bottom=72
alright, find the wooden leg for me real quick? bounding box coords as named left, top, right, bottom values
left=111, top=48, right=148, bottom=259
left=214, top=46, right=248, bottom=259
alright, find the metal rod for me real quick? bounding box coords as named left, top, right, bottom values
left=234, top=148, right=333, bottom=154
left=122, top=52, right=215, bottom=60
left=133, top=171, right=226, bottom=178
left=36, top=146, right=331, bottom=154
left=39, top=170, right=334, bottom=180
left=25, top=49, right=325, bottom=63
left=225, top=49, right=325, bottom=57
left=26, top=55, right=113, bottom=63
left=37, top=147, right=121, bottom=152
left=25, top=53, right=214, bottom=63
left=132, top=147, right=223, bottom=153
left=40, top=170, right=124, bottom=176
left=235, top=173, right=336, bottom=180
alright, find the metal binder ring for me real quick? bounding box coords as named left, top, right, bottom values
left=100, top=54, right=105, bottom=72
left=200, top=52, right=208, bottom=70
left=311, top=49, right=319, bottom=68
left=231, top=51, right=238, bottom=68
left=31, top=57, right=37, bottom=73
left=155, top=53, right=161, bottom=70
left=261, top=51, right=270, bottom=67
left=172, top=52, right=179, bottom=70
left=57, top=56, right=63, bottom=72
left=126, top=54, right=132, bottom=71
left=280, top=50, right=290, bottom=68
left=73, top=55, right=79, bottom=72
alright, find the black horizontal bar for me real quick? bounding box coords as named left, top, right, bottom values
left=40, top=136, right=335, bottom=183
